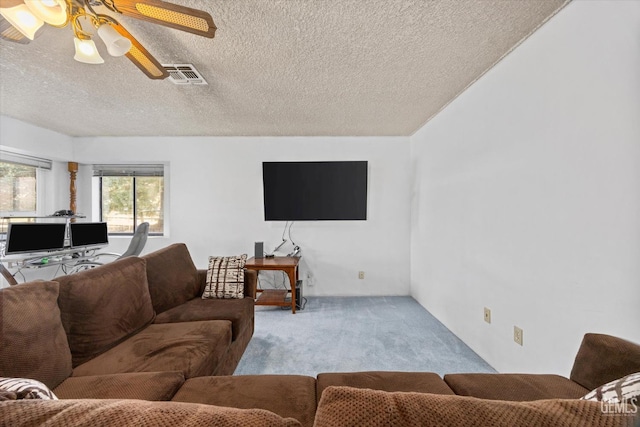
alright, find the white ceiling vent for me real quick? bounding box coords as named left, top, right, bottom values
left=162, top=64, right=208, bottom=85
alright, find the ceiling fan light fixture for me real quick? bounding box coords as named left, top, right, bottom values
left=98, top=23, right=131, bottom=56
left=4, top=0, right=215, bottom=79
left=73, top=37, right=104, bottom=64
left=0, top=3, right=43, bottom=40
left=24, top=0, right=66, bottom=26
left=0, top=14, right=32, bottom=43
left=111, top=22, right=168, bottom=79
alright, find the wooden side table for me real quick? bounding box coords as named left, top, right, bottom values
left=245, top=256, right=300, bottom=314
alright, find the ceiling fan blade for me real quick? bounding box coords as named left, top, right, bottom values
left=111, top=0, right=216, bottom=38
left=112, top=23, right=169, bottom=79
left=0, top=15, right=30, bottom=44
left=0, top=0, right=22, bottom=7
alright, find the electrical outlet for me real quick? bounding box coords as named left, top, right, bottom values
left=358, top=271, right=365, bottom=280
left=484, top=307, right=491, bottom=324
left=514, top=326, right=523, bottom=346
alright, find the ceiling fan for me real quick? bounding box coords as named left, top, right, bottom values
left=0, top=0, right=216, bottom=79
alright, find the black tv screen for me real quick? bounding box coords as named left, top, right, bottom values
left=70, top=222, right=109, bottom=248
left=262, top=161, right=368, bottom=221
left=5, top=223, right=67, bottom=254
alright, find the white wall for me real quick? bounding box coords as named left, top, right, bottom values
left=1, top=116, right=73, bottom=163
left=73, top=136, right=412, bottom=296
left=410, top=0, right=640, bottom=374
left=1, top=116, right=75, bottom=286
left=0, top=116, right=74, bottom=216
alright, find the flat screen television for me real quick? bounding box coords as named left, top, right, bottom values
left=5, top=223, right=67, bottom=254
left=69, top=222, right=109, bottom=248
left=262, top=161, right=368, bottom=221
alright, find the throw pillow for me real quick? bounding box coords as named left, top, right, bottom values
left=0, top=281, right=73, bottom=389
left=202, top=254, right=247, bottom=299
left=314, top=386, right=617, bottom=427
left=1, top=399, right=302, bottom=427
left=580, top=372, right=640, bottom=403
left=0, top=377, right=58, bottom=400
left=55, top=257, right=156, bottom=367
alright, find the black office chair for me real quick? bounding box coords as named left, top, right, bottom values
left=66, top=222, right=150, bottom=274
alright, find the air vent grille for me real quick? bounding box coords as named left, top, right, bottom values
left=162, top=64, right=208, bottom=85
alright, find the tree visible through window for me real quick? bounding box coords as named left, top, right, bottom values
left=0, top=162, right=36, bottom=213
left=0, top=161, right=39, bottom=234
left=97, top=166, right=164, bottom=235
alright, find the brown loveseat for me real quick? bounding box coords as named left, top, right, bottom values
left=0, top=243, right=256, bottom=401
left=1, top=243, right=638, bottom=426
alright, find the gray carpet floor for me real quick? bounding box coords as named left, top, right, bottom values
left=235, top=296, right=496, bottom=377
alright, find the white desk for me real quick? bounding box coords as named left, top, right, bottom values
left=0, top=246, right=107, bottom=284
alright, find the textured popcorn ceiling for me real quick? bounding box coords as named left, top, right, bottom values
left=0, top=0, right=568, bottom=137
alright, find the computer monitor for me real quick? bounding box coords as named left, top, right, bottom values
left=69, top=222, right=109, bottom=249
left=5, top=223, right=67, bottom=254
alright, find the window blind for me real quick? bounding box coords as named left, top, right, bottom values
left=92, top=164, right=164, bottom=177
left=0, top=150, right=52, bottom=170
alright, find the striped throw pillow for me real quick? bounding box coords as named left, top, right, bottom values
left=581, top=372, right=640, bottom=403
left=202, top=254, right=247, bottom=299
left=0, top=377, right=58, bottom=400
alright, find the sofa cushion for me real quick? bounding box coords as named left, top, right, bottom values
left=142, top=243, right=200, bottom=314
left=202, top=254, right=247, bottom=299
left=0, top=377, right=58, bottom=400
left=316, top=371, right=454, bottom=404
left=313, top=386, right=627, bottom=427
left=443, top=373, right=588, bottom=401
left=0, top=399, right=303, bottom=427
left=570, top=333, right=640, bottom=391
left=71, top=320, right=231, bottom=379
left=172, top=375, right=317, bottom=427
left=56, top=257, right=155, bottom=367
left=54, top=372, right=185, bottom=401
left=0, top=281, right=72, bottom=389
left=581, top=372, right=640, bottom=404
left=154, top=296, right=254, bottom=341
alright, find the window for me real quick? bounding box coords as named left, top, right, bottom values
left=0, top=151, right=52, bottom=234
left=93, top=164, right=165, bottom=235
left=0, top=162, right=36, bottom=213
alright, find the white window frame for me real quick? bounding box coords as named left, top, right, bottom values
left=0, top=151, right=51, bottom=217
left=91, top=163, right=169, bottom=236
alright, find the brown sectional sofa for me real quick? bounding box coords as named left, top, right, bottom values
left=0, top=243, right=257, bottom=401
left=3, top=391, right=635, bottom=427
left=1, top=243, right=639, bottom=426
left=171, top=333, right=640, bottom=426
left=443, top=332, right=640, bottom=402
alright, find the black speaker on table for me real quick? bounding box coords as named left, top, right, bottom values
left=254, top=242, right=264, bottom=258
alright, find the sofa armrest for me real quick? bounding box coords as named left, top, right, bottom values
left=197, top=269, right=208, bottom=295
left=196, top=268, right=257, bottom=300
left=569, top=333, right=640, bottom=391
left=244, top=269, right=257, bottom=299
